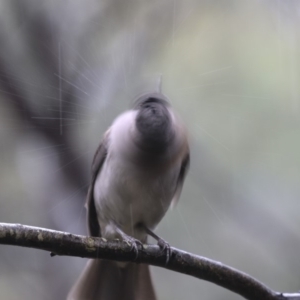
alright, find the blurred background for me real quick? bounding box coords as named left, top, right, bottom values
left=0, top=0, right=300, bottom=299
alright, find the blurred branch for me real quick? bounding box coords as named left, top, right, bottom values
left=0, top=58, right=87, bottom=186
left=0, top=50, right=88, bottom=214
left=0, top=222, right=299, bottom=300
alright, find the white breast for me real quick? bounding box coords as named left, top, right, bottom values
left=93, top=110, right=181, bottom=240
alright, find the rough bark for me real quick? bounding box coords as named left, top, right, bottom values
left=0, top=222, right=299, bottom=300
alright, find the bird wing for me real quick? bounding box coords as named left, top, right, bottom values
left=85, top=129, right=110, bottom=237
left=171, top=150, right=190, bottom=208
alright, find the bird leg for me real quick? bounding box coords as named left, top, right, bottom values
left=112, top=224, right=143, bottom=260
left=142, top=225, right=172, bottom=265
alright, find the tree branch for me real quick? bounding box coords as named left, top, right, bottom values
left=0, top=222, right=298, bottom=300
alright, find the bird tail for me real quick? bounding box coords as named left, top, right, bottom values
left=67, top=259, right=157, bottom=300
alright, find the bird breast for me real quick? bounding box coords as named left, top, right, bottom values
left=93, top=151, right=180, bottom=241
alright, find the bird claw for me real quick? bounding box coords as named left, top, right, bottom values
left=123, top=236, right=143, bottom=260
left=157, top=238, right=172, bottom=265
left=141, top=224, right=172, bottom=265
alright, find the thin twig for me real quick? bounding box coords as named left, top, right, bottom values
left=0, top=222, right=298, bottom=300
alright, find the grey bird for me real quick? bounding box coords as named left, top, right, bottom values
left=67, top=92, right=189, bottom=300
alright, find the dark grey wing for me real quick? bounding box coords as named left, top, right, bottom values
left=86, top=130, right=110, bottom=237
left=171, top=150, right=190, bottom=208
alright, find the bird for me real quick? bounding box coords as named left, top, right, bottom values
left=67, top=91, right=189, bottom=300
